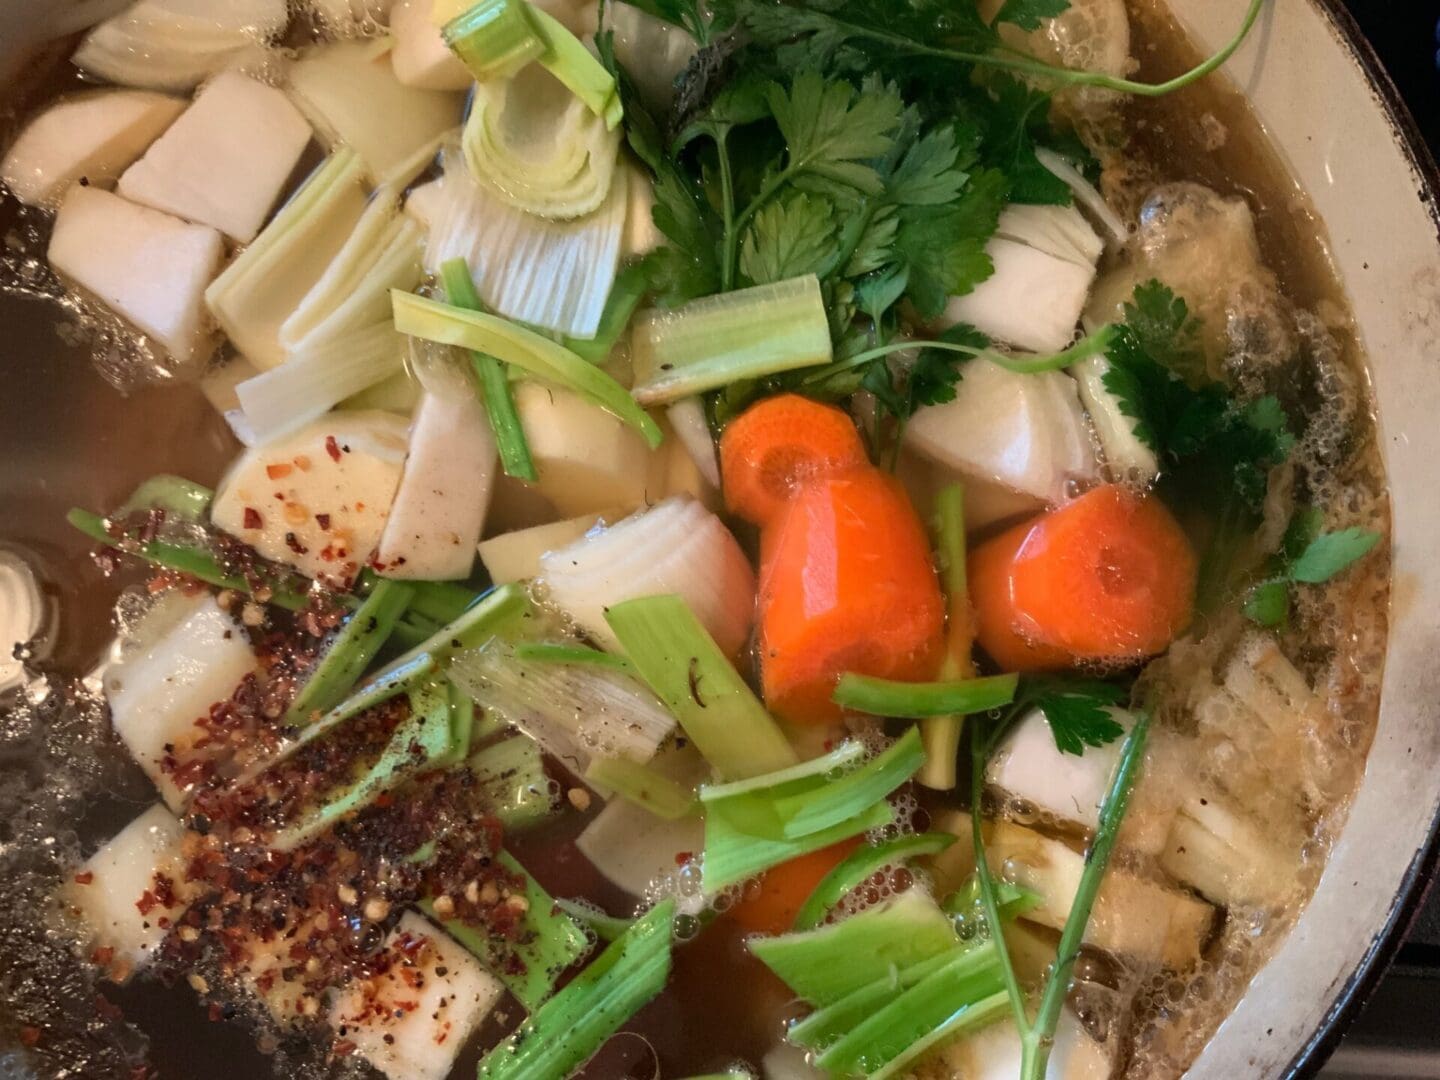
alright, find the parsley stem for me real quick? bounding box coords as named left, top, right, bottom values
left=717, top=134, right=740, bottom=291
left=969, top=727, right=1030, bottom=1033
left=808, top=0, right=1265, bottom=97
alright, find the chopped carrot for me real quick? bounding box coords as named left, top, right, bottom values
left=720, top=394, right=869, bottom=526
left=759, top=468, right=945, bottom=725
left=969, top=485, right=1197, bottom=671
left=727, top=838, right=863, bottom=935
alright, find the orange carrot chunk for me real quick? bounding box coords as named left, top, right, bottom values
left=720, top=394, right=869, bottom=527
left=969, top=485, right=1197, bottom=671
left=759, top=468, right=945, bottom=725
left=727, top=838, right=862, bottom=936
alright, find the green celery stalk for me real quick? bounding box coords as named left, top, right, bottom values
left=477, top=898, right=676, bottom=1079
left=371, top=582, right=528, bottom=682
left=468, top=735, right=556, bottom=830
left=920, top=483, right=973, bottom=791
left=118, top=475, right=214, bottom=521
left=440, top=257, right=537, bottom=481
left=424, top=850, right=590, bottom=1011
left=788, top=950, right=959, bottom=1050
left=748, top=891, right=960, bottom=1006
left=515, top=642, right=637, bottom=675
left=526, top=4, right=621, bottom=127
left=584, top=757, right=697, bottom=820
left=833, top=672, right=1019, bottom=719
left=561, top=262, right=649, bottom=364
left=272, top=677, right=454, bottom=851
left=554, top=898, right=635, bottom=943
left=702, top=800, right=891, bottom=894
left=868, top=991, right=1010, bottom=1080
left=772, top=726, right=925, bottom=839
left=286, top=579, right=416, bottom=725
left=792, top=831, right=956, bottom=931
left=629, top=275, right=832, bottom=405
left=698, top=740, right=866, bottom=805
left=816, top=946, right=1006, bottom=1077
left=604, top=595, right=797, bottom=780
left=392, top=289, right=663, bottom=448
left=442, top=0, right=545, bottom=80
left=399, top=577, right=480, bottom=625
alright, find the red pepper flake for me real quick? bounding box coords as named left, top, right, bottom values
left=315, top=513, right=331, bottom=530
left=91, top=946, right=115, bottom=966
left=284, top=533, right=310, bottom=556
left=243, top=507, right=263, bottom=530
left=73, top=870, right=94, bottom=885
left=354, top=501, right=366, bottom=512
left=333, top=1040, right=356, bottom=1058
left=266, top=463, right=293, bottom=480
left=674, top=851, right=693, bottom=866
left=325, top=436, right=342, bottom=463
left=19, top=1026, right=40, bottom=1047
left=136, top=890, right=159, bottom=917
left=293, top=454, right=312, bottom=472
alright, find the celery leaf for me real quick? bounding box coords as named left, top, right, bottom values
left=1019, top=676, right=1128, bottom=756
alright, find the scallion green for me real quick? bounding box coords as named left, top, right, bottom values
left=792, top=831, right=956, bottom=931
left=285, top=579, right=415, bottom=725
left=771, top=726, right=925, bottom=839
left=833, top=671, right=1019, bottom=720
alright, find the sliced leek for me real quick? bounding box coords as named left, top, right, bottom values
left=442, top=0, right=545, bottom=80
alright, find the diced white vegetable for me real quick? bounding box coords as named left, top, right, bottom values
left=894, top=448, right=1045, bottom=534
left=1158, top=787, right=1297, bottom=910
left=200, top=355, right=261, bottom=416
left=666, top=397, right=721, bottom=489
left=72, top=0, right=289, bottom=92
left=328, top=911, right=505, bottom=1080
left=49, top=186, right=224, bottom=365
left=986, top=709, right=1181, bottom=858
left=995, top=203, right=1103, bottom=268
left=374, top=388, right=497, bottom=579
left=104, top=591, right=258, bottom=811
left=1, top=90, right=184, bottom=207
left=514, top=381, right=655, bottom=516
left=236, top=323, right=406, bottom=442
left=390, top=0, right=472, bottom=89
left=211, top=411, right=410, bottom=585
left=606, top=2, right=700, bottom=114
left=426, top=152, right=627, bottom=338
left=934, top=1009, right=1112, bottom=1079
left=118, top=72, right=312, bottom=244
left=404, top=177, right=447, bottom=229
left=287, top=40, right=464, bottom=186
left=939, top=238, right=1095, bottom=354
left=539, top=496, right=756, bottom=656
left=206, top=150, right=371, bottom=370
left=903, top=359, right=1098, bottom=505
left=477, top=510, right=616, bottom=585
left=576, top=795, right=705, bottom=901
left=988, top=820, right=1214, bottom=970
left=1035, top=146, right=1129, bottom=248
left=225, top=408, right=261, bottom=447
left=59, top=805, right=194, bottom=982
left=1072, top=354, right=1161, bottom=481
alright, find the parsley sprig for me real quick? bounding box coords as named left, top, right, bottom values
left=1243, top=507, right=1382, bottom=628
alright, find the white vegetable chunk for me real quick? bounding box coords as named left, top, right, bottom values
left=515, top=381, right=656, bottom=516
left=895, top=447, right=1044, bottom=534
left=932, top=1009, right=1112, bottom=1079
left=1072, top=354, right=1161, bottom=481
left=1159, top=787, right=1298, bottom=910
left=666, top=397, right=721, bottom=489
left=119, top=72, right=312, bottom=244
left=404, top=177, right=448, bottom=229
left=49, top=186, right=224, bottom=365
left=539, top=496, right=756, bottom=656
left=105, top=591, right=259, bottom=811
left=607, top=2, right=700, bottom=114
left=200, top=354, right=262, bottom=416
left=328, top=912, right=505, bottom=1080
left=994, top=203, right=1103, bottom=268
left=940, top=238, right=1096, bottom=354
left=1, top=90, right=185, bottom=207
left=576, top=796, right=705, bottom=902
left=287, top=40, right=465, bottom=186
left=477, top=510, right=617, bottom=585
left=988, top=820, right=1214, bottom=970
left=390, top=0, right=472, bottom=90
left=59, top=805, right=195, bottom=982
left=211, top=411, right=410, bottom=585
left=375, top=389, right=498, bottom=580
left=903, top=359, right=1099, bottom=504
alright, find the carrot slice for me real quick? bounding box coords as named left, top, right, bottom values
left=759, top=468, right=945, bottom=725
left=969, top=485, right=1197, bottom=670
left=727, top=838, right=863, bottom=936
left=720, top=394, right=869, bottom=526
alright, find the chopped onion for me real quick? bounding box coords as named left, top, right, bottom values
left=447, top=638, right=676, bottom=773
left=1035, top=145, right=1129, bottom=248
left=664, top=397, right=720, bottom=489
left=995, top=202, right=1103, bottom=268
left=287, top=40, right=465, bottom=186
left=426, top=149, right=627, bottom=337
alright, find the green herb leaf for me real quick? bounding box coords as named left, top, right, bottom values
left=1020, top=676, right=1128, bottom=756
left=1121, top=280, right=1207, bottom=386
left=740, top=191, right=840, bottom=285
left=977, top=76, right=1070, bottom=206
left=994, top=0, right=1071, bottom=30
left=1241, top=579, right=1290, bottom=628
left=909, top=322, right=989, bottom=410
left=888, top=125, right=973, bottom=207
left=896, top=167, right=1008, bottom=319
left=1289, top=527, right=1382, bottom=584
left=765, top=71, right=904, bottom=196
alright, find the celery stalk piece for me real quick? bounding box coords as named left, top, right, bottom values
left=434, top=682, right=476, bottom=770
left=477, top=897, right=675, bottom=1078
left=440, top=257, right=536, bottom=481
left=468, top=735, right=557, bottom=829
left=585, top=757, right=698, bottom=820
left=604, top=595, right=798, bottom=780
left=554, top=898, right=634, bottom=943
left=286, top=579, right=416, bottom=725
left=561, top=261, right=649, bottom=364
left=514, top=642, right=637, bottom=675
left=920, top=482, right=975, bottom=791
left=941, top=875, right=1042, bottom=923
left=787, top=950, right=959, bottom=1050
left=424, top=851, right=590, bottom=1011
left=117, top=475, right=214, bottom=521
left=405, top=578, right=482, bottom=625
left=833, top=672, right=1019, bottom=719
left=525, top=4, right=621, bottom=127
left=442, top=0, right=545, bottom=80
left=392, top=290, right=663, bottom=447
left=272, top=676, right=455, bottom=851
left=698, top=741, right=868, bottom=805
left=773, top=726, right=925, bottom=839
left=370, top=582, right=529, bottom=682
left=869, top=991, right=1011, bottom=1080
left=630, top=275, right=832, bottom=405
left=748, top=891, right=961, bottom=1006
left=702, top=800, right=891, bottom=893
left=792, top=831, right=956, bottom=932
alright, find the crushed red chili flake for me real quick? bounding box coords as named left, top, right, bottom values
left=315, top=513, right=331, bottom=530
left=73, top=870, right=94, bottom=885
left=91, top=946, right=115, bottom=965
left=19, top=1026, right=40, bottom=1047
left=266, top=463, right=293, bottom=480
left=284, top=532, right=309, bottom=556
left=242, top=507, right=263, bottom=530
left=674, top=851, right=693, bottom=866
left=325, top=436, right=342, bottom=463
